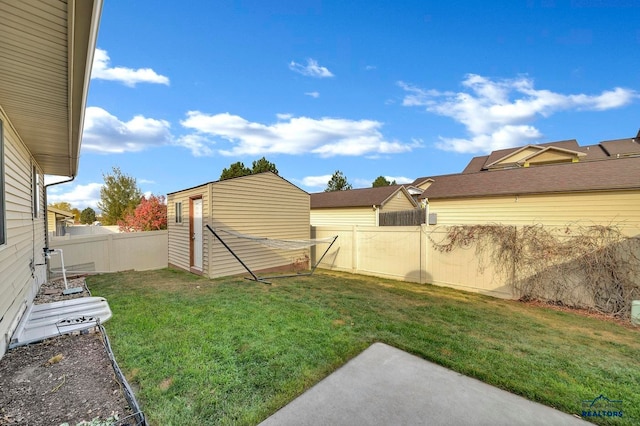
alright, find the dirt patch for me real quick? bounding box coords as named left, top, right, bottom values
left=521, top=299, right=638, bottom=329
left=0, top=278, right=135, bottom=426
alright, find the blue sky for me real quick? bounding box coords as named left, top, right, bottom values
left=47, top=0, right=640, bottom=210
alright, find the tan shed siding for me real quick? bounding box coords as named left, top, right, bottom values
left=381, top=192, right=415, bottom=212
left=428, top=191, right=640, bottom=230
left=167, top=184, right=209, bottom=273
left=311, top=207, right=375, bottom=226
left=209, top=173, right=310, bottom=278
left=0, top=111, right=47, bottom=358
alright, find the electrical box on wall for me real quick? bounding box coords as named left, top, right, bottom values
left=428, top=213, right=437, bottom=225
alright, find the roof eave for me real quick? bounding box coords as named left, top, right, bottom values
left=66, top=0, right=103, bottom=177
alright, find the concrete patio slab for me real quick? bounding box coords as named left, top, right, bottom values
left=260, top=342, right=590, bottom=426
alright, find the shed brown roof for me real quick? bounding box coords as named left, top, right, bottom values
left=419, top=156, right=640, bottom=200
left=311, top=185, right=414, bottom=209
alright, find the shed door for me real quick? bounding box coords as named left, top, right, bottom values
left=190, top=198, right=203, bottom=271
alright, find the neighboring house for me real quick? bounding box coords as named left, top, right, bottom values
left=47, top=207, right=75, bottom=237
left=415, top=134, right=640, bottom=230
left=0, top=0, right=102, bottom=359
left=310, top=185, right=418, bottom=226
left=167, top=172, right=310, bottom=279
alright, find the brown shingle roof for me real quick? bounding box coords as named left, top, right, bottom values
left=311, top=185, right=413, bottom=209
left=420, top=157, right=640, bottom=200
left=599, top=138, right=640, bottom=157
left=462, top=156, right=489, bottom=174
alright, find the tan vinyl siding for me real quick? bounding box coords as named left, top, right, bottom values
left=428, top=191, right=640, bottom=232
left=209, top=173, right=309, bottom=278
left=311, top=207, right=376, bottom=226
left=0, top=111, right=47, bottom=358
left=167, top=184, right=209, bottom=273
left=381, top=192, right=416, bottom=212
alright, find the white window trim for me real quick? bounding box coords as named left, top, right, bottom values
left=175, top=201, right=183, bottom=224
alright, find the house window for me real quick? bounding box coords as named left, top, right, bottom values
left=32, top=165, right=40, bottom=218
left=175, top=202, right=182, bottom=223
left=0, top=119, right=5, bottom=245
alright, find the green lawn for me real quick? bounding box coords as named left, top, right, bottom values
left=88, top=268, right=640, bottom=426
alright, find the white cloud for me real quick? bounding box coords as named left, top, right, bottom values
left=138, top=179, right=156, bottom=184
left=385, top=176, right=413, bottom=184
left=175, top=134, right=215, bottom=157
left=365, top=65, right=377, bottom=71
left=82, top=107, right=173, bottom=154
left=299, top=175, right=333, bottom=188
left=305, top=91, right=320, bottom=98
left=92, top=48, right=170, bottom=87
left=179, top=112, right=418, bottom=157
left=399, top=75, right=638, bottom=153
left=289, top=59, right=334, bottom=78
left=277, top=113, right=293, bottom=120
left=47, top=183, right=103, bottom=210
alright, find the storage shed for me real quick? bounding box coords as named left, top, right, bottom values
left=167, top=172, right=310, bottom=278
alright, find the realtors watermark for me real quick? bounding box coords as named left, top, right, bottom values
left=581, top=394, right=623, bottom=418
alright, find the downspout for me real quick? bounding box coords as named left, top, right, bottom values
left=44, top=176, right=75, bottom=250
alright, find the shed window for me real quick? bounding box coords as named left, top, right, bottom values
left=0, top=119, right=5, bottom=245
left=175, top=202, right=182, bottom=223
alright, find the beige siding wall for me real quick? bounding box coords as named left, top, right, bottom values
left=0, top=111, right=47, bottom=359
left=167, top=184, right=209, bottom=273
left=311, top=207, right=376, bottom=226
left=381, top=192, right=415, bottom=212
left=428, top=191, right=640, bottom=232
left=208, top=173, right=309, bottom=278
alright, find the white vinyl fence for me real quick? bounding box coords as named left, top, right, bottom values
left=49, top=231, right=168, bottom=274
left=312, top=225, right=514, bottom=299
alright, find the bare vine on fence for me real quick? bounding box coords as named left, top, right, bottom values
left=429, top=224, right=640, bottom=318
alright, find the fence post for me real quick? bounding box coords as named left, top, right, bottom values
left=106, top=234, right=113, bottom=272
left=352, top=225, right=358, bottom=273
left=420, top=224, right=428, bottom=284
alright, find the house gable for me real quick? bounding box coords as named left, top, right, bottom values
left=486, top=145, right=585, bottom=170
left=379, top=186, right=418, bottom=210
